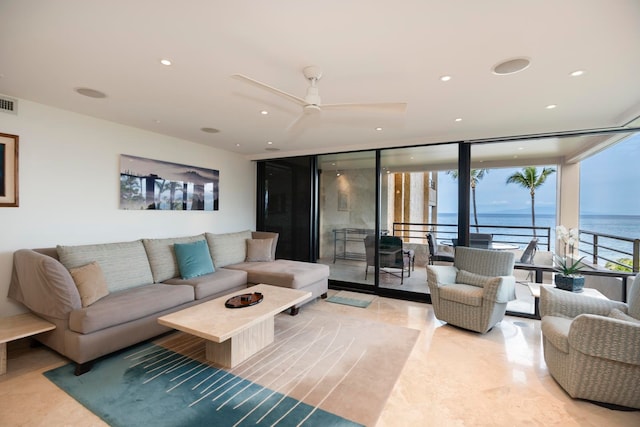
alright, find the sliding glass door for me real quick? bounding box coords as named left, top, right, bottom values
left=317, top=151, right=377, bottom=287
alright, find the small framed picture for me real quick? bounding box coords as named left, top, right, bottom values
left=0, top=133, right=19, bottom=207
left=338, top=190, right=349, bottom=211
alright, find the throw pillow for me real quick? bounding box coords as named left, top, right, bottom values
left=69, top=261, right=110, bottom=307
left=246, top=238, right=274, bottom=262
left=174, top=240, right=215, bottom=279
left=609, top=308, right=640, bottom=324
left=456, top=269, right=498, bottom=288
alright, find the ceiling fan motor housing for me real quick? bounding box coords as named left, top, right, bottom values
left=304, top=86, right=321, bottom=106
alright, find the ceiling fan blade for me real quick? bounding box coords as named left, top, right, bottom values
left=231, top=74, right=306, bottom=106
left=321, top=102, right=407, bottom=113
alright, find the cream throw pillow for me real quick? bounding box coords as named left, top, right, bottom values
left=69, top=261, right=110, bottom=307
left=246, top=238, right=274, bottom=262
left=609, top=308, right=640, bottom=324
left=456, top=269, right=500, bottom=288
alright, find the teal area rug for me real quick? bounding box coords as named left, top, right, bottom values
left=44, top=309, right=418, bottom=427
left=326, top=291, right=376, bottom=308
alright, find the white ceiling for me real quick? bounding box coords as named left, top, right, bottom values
left=1, top=0, right=639, bottom=161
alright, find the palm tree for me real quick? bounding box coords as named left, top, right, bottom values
left=447, top=169, right=489, bottom=232
left=505, top=166, right=556, bottom=237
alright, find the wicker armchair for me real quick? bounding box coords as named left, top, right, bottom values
left=426, top=247, right=516, bottom=333
left=539, top=279, right=640, bottom=409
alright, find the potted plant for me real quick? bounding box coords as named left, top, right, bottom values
left=553, top=254, right=585, bottom=292
left=554, top=226, right=585, bottom=292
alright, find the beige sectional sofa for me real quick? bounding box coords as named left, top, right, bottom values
left=8, top=230, right=328, bottom=374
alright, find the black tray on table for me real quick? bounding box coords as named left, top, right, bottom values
left=224, top=292, right=263, bottom=308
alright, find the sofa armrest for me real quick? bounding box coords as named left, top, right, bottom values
left=9, top=249, right=81, bottom=319
left=569, top=314, right=640, bottom=365
left=539, top=285, right=627, bottom=319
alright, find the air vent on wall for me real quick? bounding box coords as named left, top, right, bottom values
left=0, top=95, right=18, bottom=114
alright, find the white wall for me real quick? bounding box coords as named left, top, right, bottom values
left=0, top=99, right=256, bottom=316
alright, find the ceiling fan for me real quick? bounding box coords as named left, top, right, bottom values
left=232, top=66, right=407, bottom=130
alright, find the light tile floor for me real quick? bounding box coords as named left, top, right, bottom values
left=1, top=292, right=638, bottom=426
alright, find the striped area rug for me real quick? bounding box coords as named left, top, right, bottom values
left=44, top=308, right=419, bottom=427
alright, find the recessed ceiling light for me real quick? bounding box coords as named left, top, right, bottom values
left=375, top=127, right=383, bottom=131
left=261, top=110, right=269, bottom=115
left=160, top=59, right=172, bottom=66
left=492, top=57, right=531, bottom=75
left=518, top=147, right=524, bottom=150
left=455, top=118, right=462, bottom=122
left=546, top=104, right=557, bottom=109
left=236, top=143, right=241, bottom=147
left=440, top=75, right=452, bottom=82
left=75, top=87, right=107, bottom=98
left=267, top=141, right=273, bottom=145
left=200, top=127, right=220, bottom=133
left=570, top=70, right=585, bottom=77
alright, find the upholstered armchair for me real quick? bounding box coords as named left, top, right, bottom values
left=426, top=247, right=516, bottom=333
left=539, top=278, right=640, bottom=409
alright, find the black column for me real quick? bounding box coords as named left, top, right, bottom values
left=458, top=143, right=471, bottom=246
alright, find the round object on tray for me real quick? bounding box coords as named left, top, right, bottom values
left=225, top=292, right=263, bottom=308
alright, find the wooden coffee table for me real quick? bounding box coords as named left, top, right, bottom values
left=157, top=284, right=311, bottom=368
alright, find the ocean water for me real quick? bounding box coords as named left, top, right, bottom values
left=436, top=213, right=640, bottom=266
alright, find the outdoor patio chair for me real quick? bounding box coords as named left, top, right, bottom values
left=539, top=279, right=640, bottom=409
left=426, top=246, right=516, bottom=333
left=364, top=235, right=406, bottom=284
left=426, top=233, right=454, bottom=264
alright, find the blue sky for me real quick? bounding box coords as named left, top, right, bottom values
left=437, top=133, right=640, bottom=216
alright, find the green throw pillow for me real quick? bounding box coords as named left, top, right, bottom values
left=174, top=240, right=215, bottom=279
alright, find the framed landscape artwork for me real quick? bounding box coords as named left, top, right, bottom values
left=119, top=154, right=219, bottom=211
left=0, top=133, right=19, bottom=207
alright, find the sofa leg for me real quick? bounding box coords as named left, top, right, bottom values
left=74, top=362, right=93, bottom=376
left=320, top=293, right=328, bottom=299
left=289, top=306, right=300, bottom=316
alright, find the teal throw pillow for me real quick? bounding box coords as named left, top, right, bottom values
left=174, top=240, right=215, bottom=279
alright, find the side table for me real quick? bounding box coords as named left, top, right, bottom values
left=526, top=283, right=607, bottom=319
left=0, top=313, right=56, bottom=375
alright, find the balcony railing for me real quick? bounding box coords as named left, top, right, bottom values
left=579, top=229, right=640, bottom=273
left=392, top=222, right=551, bottom=251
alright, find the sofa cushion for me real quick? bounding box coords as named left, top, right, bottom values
left=174, top=240, right=215, bottom=279
left=205, top=230, right=252, bottom=267
left=69, top=284, right=194, bottom=334
left=226, top=259, right=329, bottom=289
left=245, top=238, right=274, bottom=262
left=142, top=234, right=206, bottom=282
left=69, top=261, right=110, bottom=307
left=57, top=240, right=153, bottom=292
left=439, top=283, right=484, bottom=307
left=164, top=268, right=248, bottom=300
